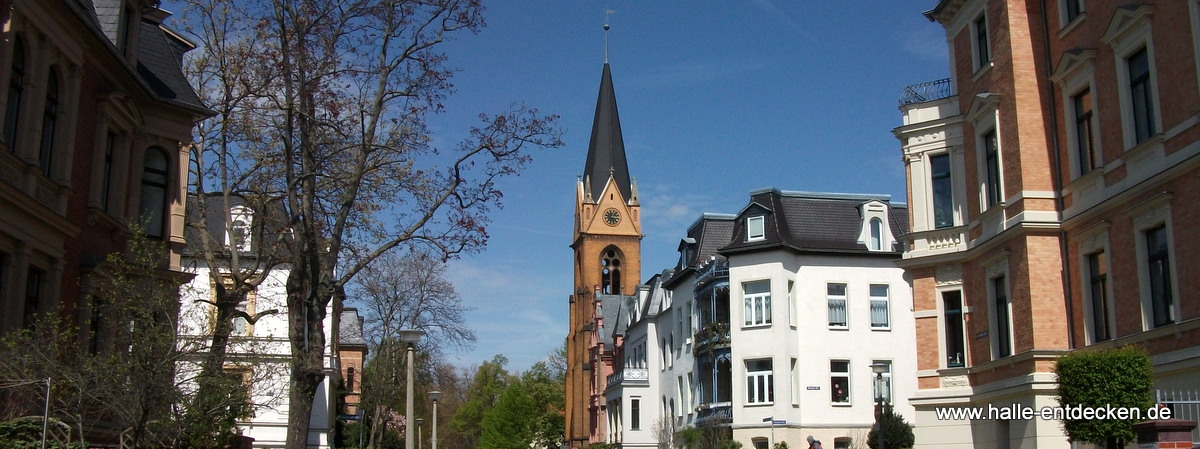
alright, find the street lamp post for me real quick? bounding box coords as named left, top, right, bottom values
left=416, top=418, right=424, bottom=449
left=429, top=390, right=441, bottom=449
left=399, top=329, right=424, bottom=449
left=870, top=362, right=888, bottom=449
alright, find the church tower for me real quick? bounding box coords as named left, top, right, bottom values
left=565, top=62, right=642, bottom=446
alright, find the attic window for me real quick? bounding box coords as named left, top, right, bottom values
left=747, top=216, right=765, bottom=242
left=869, top=218, right=883, bottom=251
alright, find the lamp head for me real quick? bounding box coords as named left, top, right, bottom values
left=416, top=418, right=424, bottom=425
left=398, top=329, right=425, bottom=345
left=870, top=362, right=888, bottom=375
left=429, top=390, right=442, bottom=402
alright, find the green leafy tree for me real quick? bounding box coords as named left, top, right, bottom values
left=447, top=355, right=514, bottom=449
left=866, top=404, right=915, bottom=449
left=480, top=381, right=538, bottom=449
left=1055, top=346, right=1154, bottom=449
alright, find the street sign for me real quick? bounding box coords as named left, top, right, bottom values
left=339, top=414, right=361, bottom=421
left=772, top=420, right=786, bottom=425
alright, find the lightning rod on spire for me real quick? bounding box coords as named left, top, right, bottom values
left=604, top=9, right=615, bottom=63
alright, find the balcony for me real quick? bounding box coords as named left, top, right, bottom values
left=695, top=402, right=732, bottom=427
left=693, top=322, right=731, bottom=355
left=899, top=78, right=953, bottom=106
left=695, top=259, right=728, bottom=287
left=605, top=368, right=649, bottom=389
left=903, top=225, right=968, bottom=259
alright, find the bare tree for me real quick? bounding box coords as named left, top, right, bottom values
left=355, top=250, right=476, bottom=360
left=175, top=0, right=563, bottom=445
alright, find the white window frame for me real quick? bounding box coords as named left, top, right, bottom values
left=827, top=282, right=848, bottom=329
left=869, top=284, right=890, bottom=330
left=1051, top=49, right=1100, bottom=181
left=747, top=215, right=765, bottom=241
left=1058, top=0, right=1086, bottom=30
left=1076, top=225, right=1114, bottom=344
left=1129, top=193, right=1177, bottom=330
left=987, top=266, right=1013, bottom=360
left=872, top=360, right=893, bottom=404
left=745, top=358, right=774, bottom=406
left=1101, top=5, right=1161, bottom=151
left=830, top=359, right=850, bottom=405
left=940, top=288, right=967, bottom=369
left=742, top=280, right=771, bottom=328
left=971, top=12, right=992, bottom=74
left=927, top=151, right=959, bottom=229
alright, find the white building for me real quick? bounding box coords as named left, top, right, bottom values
left=178, top=196, right=337, bottom=448
left=609, top=188, right=916, bottom=449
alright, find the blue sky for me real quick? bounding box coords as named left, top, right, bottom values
left=165, top=1, right=951, bottom=372
left=425, top=2, right=952, bottom=372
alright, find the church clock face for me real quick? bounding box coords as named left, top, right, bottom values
left=603, top=208, right=621, bottom=226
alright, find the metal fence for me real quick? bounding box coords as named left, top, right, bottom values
left=1156, top=389, right=1200, bottom=443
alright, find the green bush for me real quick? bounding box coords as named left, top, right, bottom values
left=1055, top=345, right=1154, bottom=448
left=866, top=404, right=915, bottom=449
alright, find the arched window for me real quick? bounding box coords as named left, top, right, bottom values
left=4, top=37, right=25, bottom=149
left=600, top=248, right=622, bottom=294
left=869, top=218, right=883, bottom=251
left=38, top=70, right=59, bottom=176
left=139, top=147, right=170, bottom=238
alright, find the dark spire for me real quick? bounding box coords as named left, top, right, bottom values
left=583, top=63, right=632, bottom=202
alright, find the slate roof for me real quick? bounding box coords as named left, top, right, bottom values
left=665, top=214, right=735, bottom=288
left=136, top=20, right=205, bottom=109
left=720, top=188, right=909, bottom=256
left=183, top=194, right=290, bottom=257
left=596, top=293, right=633, bottom=348
left=582, top=63, right=633, bottom=202
left=339, top=308, right=368, bottom=348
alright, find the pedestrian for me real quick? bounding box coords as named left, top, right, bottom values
left=807, top=435, right=823, bottom=449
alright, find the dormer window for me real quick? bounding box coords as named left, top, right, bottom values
left=227, top=205, right=253, bottom=252
left=858, top=201, right=893, bottom=252
left=747, top=216, right=765, bottom=242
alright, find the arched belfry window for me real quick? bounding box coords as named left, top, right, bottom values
left=139, top=147, right=170, bottom=238
left=4, top=37, right=26, bottom=149
left=601, top=248, right=623, bottom=295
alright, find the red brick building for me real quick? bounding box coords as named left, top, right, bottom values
left=897, top=1, right=1200, bottom=447
left=0, top=0, right=206, bottom=428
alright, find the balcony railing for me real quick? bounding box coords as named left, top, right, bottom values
left=695, top=260, right=728, bottom=287
left=606, top=368, right=649, bottom=389
left=695, top=403, right=732, bottom=427
left=899, top=78, right=954, bottom=106
left=693, top=322, right=731, bottom=355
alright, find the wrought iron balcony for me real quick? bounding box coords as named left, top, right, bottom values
left=695, top=403, right=732, bottom=427
left=693, top=322, right=731, bottom=355
left=695, top=259, right=728, bottom=287
left=899, top=78, right=954, bottom=106
left=606, top=368, right=649, bottom=389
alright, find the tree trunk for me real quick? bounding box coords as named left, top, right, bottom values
left=284, top=262, right=329, bottom=448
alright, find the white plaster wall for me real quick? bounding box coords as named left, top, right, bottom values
left=728, top=249, right=916, bottom=447
left=178, top=261, right=336, bottom=448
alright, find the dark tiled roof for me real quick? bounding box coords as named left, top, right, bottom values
left=597, top=293, right=633, bottom=346
left=665, top=214, right=735, bottom=288
left=582, top=63, right=632, bottom=202
left=720, top=188, right=909, bottom=255
left=183, top=194, right=290, bottom=257
left=136, top=20, right=204, bottom=109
